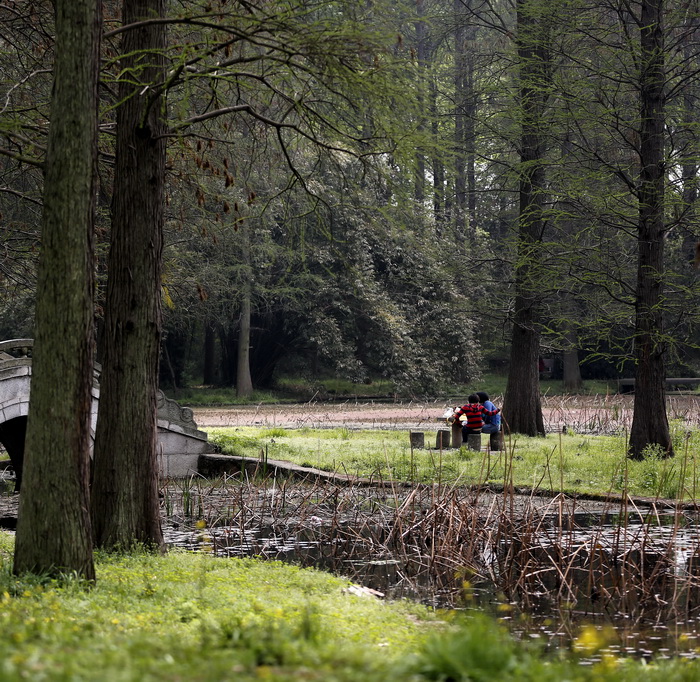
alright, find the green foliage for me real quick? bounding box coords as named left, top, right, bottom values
left=636, top=448, right=678, bottom=499
left=261, top=427, right=288, bottom=439
left=410, top=613, right=526, bottom=681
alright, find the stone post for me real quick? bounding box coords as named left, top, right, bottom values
left=467, top=433, right=481, bottom=451
left=451, top=421, right=462, bottom=449
left=409, top=431, right=425, bottom=449
left=436, top=430, right=451, bottom=449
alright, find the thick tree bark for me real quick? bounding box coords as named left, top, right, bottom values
left=91, top=0, right=166, bottom=549
left=503, top=295, right=545, bottom=436
left=502, top=0, right=547, bottom=437
left=14, top=0, right=100, bottom=578
left=628, top=0, right=672, bottom=459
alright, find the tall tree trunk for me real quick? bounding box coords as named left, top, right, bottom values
left=203, top=321, right=217, bottom=385
left=14, top=0, right=100, bottom=578
left=502, top=0, right=547, bottom=437
left=91, top=0, right=166, bottom=549
left=562, top=347, right=582, bottom=392
left=679, top=9, right=699, bottom=265
left=413, top=0, right=427, bottom=206
left=236, top=291, right=254, bottom=398
left=454, top=1, right=477, bottom=240
left=430, top=75, right=446, bottom=232
left=464, top=29, right=477, bottom=237
left=453, top=0, right=468, bottom=239
left=236, top=225, right=253, bottom=398
left=628, top=0, right=672, bottom=459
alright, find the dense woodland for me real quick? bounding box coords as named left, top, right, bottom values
left=2, top=0, right=700, bottom=575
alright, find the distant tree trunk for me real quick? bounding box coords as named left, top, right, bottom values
left=629, top=0, right=672, bottom=459
left=203, top=321, right=217, bottom=385
left=414, top=0, right=427, bottom=206
left=464, top=30, right=477, bottom=237
left=236, top=224, right=254, bottom=398
left=502, top=0, right=547, bottom=437
left=91, top=0, right=166, bottom=549
left=219, top=325, right=237, bottom=385
left=562, top=300, right=582, bottom=391
left=430, top=75, right=446, bottom=231
left=453, top=0, right=468, bottom=239
left=236, top=292, right=254, bottom=398
left=14, top=0, right=100, bottom=578
left=562, top=349, right=582, bottom=391
left=454, top=1, right=477, bottom=240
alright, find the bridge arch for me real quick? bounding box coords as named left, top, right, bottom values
left=0, top=339, right=214, bottom=487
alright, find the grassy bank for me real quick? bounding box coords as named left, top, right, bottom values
left=0, top=532, right=699, bottom=680
left=210, top=424, right=700, bottom=500
left=0, top=534, right=430, bottom=681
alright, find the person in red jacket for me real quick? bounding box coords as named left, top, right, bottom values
left=453, top=393, right=500, bottom=440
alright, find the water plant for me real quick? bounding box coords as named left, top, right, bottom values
left=158, top=471, right=700, bottom=660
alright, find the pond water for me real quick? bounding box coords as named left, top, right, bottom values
left=161, top=480, right=700, bottom=661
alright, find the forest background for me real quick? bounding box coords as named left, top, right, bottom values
left=2, top=0, right=700, bottom=574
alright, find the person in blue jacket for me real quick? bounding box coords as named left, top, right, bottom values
left=476, top=391, right=501, bottom=435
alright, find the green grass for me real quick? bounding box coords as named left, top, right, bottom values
left=276, top=376, right=397, bottom=398
left=449, top=376, right=619, bottom=399
left=0, top=532, right=698, bottom=680
left=167, top=377, right=398, bottom=407
left=163, top=386, right=283, bottom=406
left=210, top=425, right=700, bottom=500
left=167, top=374, right=621, bottom=407
left=0, top=535, right=433, bottom=681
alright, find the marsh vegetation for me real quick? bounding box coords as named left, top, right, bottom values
left=150, top=395, right=700, bottom=664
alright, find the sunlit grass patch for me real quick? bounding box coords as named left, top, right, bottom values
left=210, top=426, right=700, bottom=500
left=0, top=539, right=433, bottom=681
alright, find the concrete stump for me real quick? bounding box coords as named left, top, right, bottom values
left=466, top=433, right=482, bottom=451
left=409, top=431, right=425, bottom=449
left=436, top=430, right=451, bottom=449
left=489, top=430, right=505, bottom=451
left=451, top=422, right=463, bottom=449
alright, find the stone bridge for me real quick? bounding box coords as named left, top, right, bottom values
left=0, top=339, right=216, bottom=487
